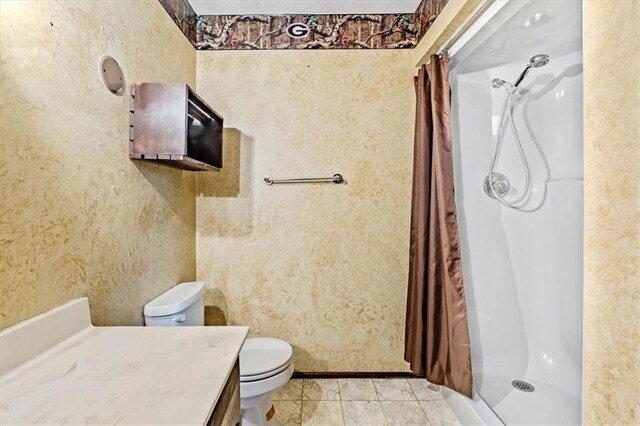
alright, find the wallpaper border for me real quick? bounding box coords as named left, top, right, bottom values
left=158, top=0, right=448, bottom=50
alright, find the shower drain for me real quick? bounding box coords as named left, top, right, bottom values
left=512, top=380, right=535, bottom=392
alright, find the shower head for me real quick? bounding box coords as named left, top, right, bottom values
left=514, top=53, right=550, bottom=87
left=529, top=54, right=550, bottom=68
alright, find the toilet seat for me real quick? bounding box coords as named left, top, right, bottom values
left=240, top=337, right=293, bottom=382
left=240, top=359, right=292, bottom=382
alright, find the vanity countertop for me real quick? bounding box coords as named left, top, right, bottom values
left=0, top=298, right=248, bottom=425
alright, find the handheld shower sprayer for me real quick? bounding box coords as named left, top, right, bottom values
left=492, top=54, right=551, bottom=92
left=514, top=54, right=550, bottom=87
left=484, top=54, right=551, bottom=208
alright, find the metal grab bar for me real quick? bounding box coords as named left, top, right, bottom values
left=263, top=173, right=344, bottom=186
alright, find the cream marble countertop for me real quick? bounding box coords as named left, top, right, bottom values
left=0, top=299, right=249, bottom=425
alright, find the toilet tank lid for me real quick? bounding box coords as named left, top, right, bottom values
left=144, top=282, right=205, bottom=318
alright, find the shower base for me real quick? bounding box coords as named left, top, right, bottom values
left=484, top=377, right=580, bottom=425
left=442, top=388, right=503, bottom=425
left=444, top=379, right=581, bottom=425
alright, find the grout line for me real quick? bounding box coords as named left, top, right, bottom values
left=405, top=377, right=419, bottom=401
left=418, top=400, right=437, bottom=426
left=373, top=377, right=382, bottom=402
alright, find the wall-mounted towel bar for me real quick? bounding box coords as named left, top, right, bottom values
left=263, top=174, right=344, bottom=186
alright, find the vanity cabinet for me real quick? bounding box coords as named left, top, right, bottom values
left=208, top=360, right=241, bottom=426
left=129, top=83, right=223, bottom=171
left=0, top=297, right=249, bottom=425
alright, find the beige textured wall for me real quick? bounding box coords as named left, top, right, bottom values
left=584, top=1, right=640, bottom=424
left=0, top=0, right=197, bottom=329
left=196, top=51, right=415, bottom=371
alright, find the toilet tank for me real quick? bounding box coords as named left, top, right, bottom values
left=144, top=282, right=205, bottom=327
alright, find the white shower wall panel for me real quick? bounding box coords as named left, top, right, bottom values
left=451, top=32, right=583, bottom=426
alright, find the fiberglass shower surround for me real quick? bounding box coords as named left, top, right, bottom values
left=447, top=0, right=583, bottom=424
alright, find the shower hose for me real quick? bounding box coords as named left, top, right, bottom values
left=488, top=88, right=531, bottom=208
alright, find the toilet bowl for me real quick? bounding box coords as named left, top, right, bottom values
left=143, top=283, right=293, bottom=426
left=240, top=337, right=293, bottom=426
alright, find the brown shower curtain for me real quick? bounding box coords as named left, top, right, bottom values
left=404, top=54, right=473, bottom=398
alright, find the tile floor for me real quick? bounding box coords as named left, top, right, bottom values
left=271, top=378, right=461, bottom=425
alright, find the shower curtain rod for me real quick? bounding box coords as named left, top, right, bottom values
left=421, top=0, right=504, bottom=65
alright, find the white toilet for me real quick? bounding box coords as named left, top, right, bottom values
left=144, top=282, right=293, bottom=426
left=238, top=337, right=293, bottom=425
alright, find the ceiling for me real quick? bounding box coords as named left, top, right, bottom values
left=188, top=0, right=422, bottom=15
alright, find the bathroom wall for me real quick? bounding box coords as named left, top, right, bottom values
left=0, top=0, right=197, bottom=329
left=583, top=1, right=640, bottom=425
left=196, top=50, right=415, bottom=371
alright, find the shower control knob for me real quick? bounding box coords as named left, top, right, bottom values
left=484, top=173, right=510, bottom=199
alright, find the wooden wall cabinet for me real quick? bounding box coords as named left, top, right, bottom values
left=129, top=83, right=223, bottom=171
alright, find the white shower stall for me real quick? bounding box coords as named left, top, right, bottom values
left=447, top=0, right=583, bottom=424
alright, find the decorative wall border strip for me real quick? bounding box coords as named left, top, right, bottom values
left=158, top=0, right=448, bottom=50
left=414, top=0, right=449, bottom=42
left=196, top=14, right=417, bottom=50
left=158, top=0, right=197, bottom=46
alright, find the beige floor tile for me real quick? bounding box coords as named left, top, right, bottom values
left=373, top=379, right=416, bottom=401
left=303, top=379, right=341, bottom=400
left=380, top=401, right=430, bottom=425
left=274, top=400, right=303, bottom=425
left=342, top=400, right=387, bottom=425
left=407, top=379, right=444, bottom=401
left=339, top=379, right=378, bottom=401
left=275, top=379, right=304, bottom=400
left=301, top=400, right=345, bottom=425
left=419, top=401, right=460, bottom=426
